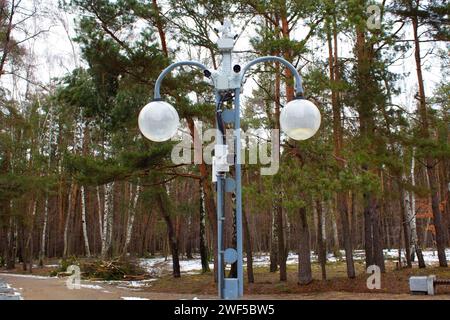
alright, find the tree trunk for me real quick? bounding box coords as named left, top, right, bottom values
left=123, top=183, right=140, bottom=256
left=6, top=214, right=16, bottom=269
left=331, top=202, right=340, bottom=257
left=199, top=182, right=210, bottom=273
left=338, top=193, right=356, bottom=278
left=426, top=166, right=448, bottom=266
left=322, top=201, right=328, bottom=252
left=412, top=12, right=448, bottom=267
left=350, top=192, right=358, bottom=249
left=298, top=207, right=312, bottom=285
left=25, top=200, right=37, bottom=273
left=408, top=152, right=426, bottom=267
left=355, top=6, right=385, bottom=273
left=101, top=182, right=114, bottom=259
left=399, top=184, right=412, bottom=268
left=63, top=183, right=77, bottom=258
left=316, top=200, right=327, bottom=280
left=243, top=207, right=254, bottom=283
left=148, top=0, right=180, bottom=277
left=276, top=193, right=287, bottom=281
left=328, top=20, right=355, bottom=278
left=81, top=186, right=91, bottom=257
left=363, top=193, right=385, bottom=272
left=157, top=187, right=181, bottom=278
left=372, top=198, right=385, bottom=272
left=151, top=0, right=168, bottom=56
left=97, top=186, right=103, bottom=252
left=269, top=208, right=278, bottom=272
left=39, top=196, right=48, bottom=267
left=280, top=4, right=294, bottom=101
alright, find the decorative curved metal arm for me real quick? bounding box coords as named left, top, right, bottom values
left=154, top=61, right=208, bottom=100
left=240, top=56, right=304, bottom=97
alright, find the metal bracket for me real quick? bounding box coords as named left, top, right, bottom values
left=222, top=109, right=236, bottom=124
left=224, top=248, right=238, bottom=264
left=225, top=178, right=236, bottom=192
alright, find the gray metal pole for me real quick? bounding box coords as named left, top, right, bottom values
left=234, top=88, right=244, bottom=297
left=215, top=91, right=225, bottom=299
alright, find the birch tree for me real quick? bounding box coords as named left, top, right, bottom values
left=122, top=182, right=140, bottom=256
left=101, top=182, right=114, bottom=259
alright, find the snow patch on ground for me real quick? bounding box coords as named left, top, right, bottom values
left=1, top=282, right=23, bottom=300
left=121, top=296, right=150, bottom=300
left=139, top=248, right=450, bottom=275
left=383, top=248, right=450, bottom=263
left=80, top=284, right=103, bottom=290
left=99, top=279, right=157, bottom=290
left=139, top=257, right=214, bottom=276
left=127, top=279, right=158, bottom=288
left=32, top=264, right=60, bottom=268
left=0, top=273, right=54, bottom=280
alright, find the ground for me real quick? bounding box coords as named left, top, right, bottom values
left=1, top=257, right=450, bottom=300
left=138, top=260, right=450, bottom=298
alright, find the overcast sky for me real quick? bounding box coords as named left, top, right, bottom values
left=2, top=0, right=446, bottom=115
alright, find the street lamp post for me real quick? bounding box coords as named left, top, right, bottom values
left=138, top=21, right=321, bottom=300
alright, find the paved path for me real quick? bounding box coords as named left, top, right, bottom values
left=0, top=277, right=21, bottom=300
left=0, top=273, right=213, bottom=300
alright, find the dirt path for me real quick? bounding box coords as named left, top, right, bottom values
left=2, top=273, right=449, bottom=300
left=0, top=273, right=213, bottom=300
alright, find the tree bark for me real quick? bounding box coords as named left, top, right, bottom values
left=123, top=183, right=140, bottom=256
left=298, top=207, right=312, bottom=285
left=399, top=184, right=412, bottom=268
left=363, top=194, right=374, bottom=267
left=355, top=5, right=385, bottom=273
left=269, top=208, right=278, bottom=272
left=363, top=193, right=385, bottom=272
left=151, top=0, right=168, bottom=56
left=340, top=193, right=357, bottom=277
left=328, top=19, right=355, bottom=278
left=331, top=202, right=340, bottom=257
left=199, top=182, right=210, bottom=273
left=276, top=192, right=287, bottom=281
left=96, top=186, right=103, bottom=251
left=81, top=186, right=91, bottom=257
left=63, top=183, right=77, bottom=258
left=157, top=187, right=181, bottom=278
left=372, top=197, right=386, bottom=272
left=316, top=200, right=327, bottom=280
left=101, top=182, right=114, bottom=259
left=243, top=207, right=254, bottom=283
left=408, top=152, right=426, bottom=267
left=39, top=195, right=49, bottom=267
left=6, top=213, right=16, bottom=269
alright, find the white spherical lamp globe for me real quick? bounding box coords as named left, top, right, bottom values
left=138, top=101, right=180, bottom=142
left=280, top=99, right=321, bottom=140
